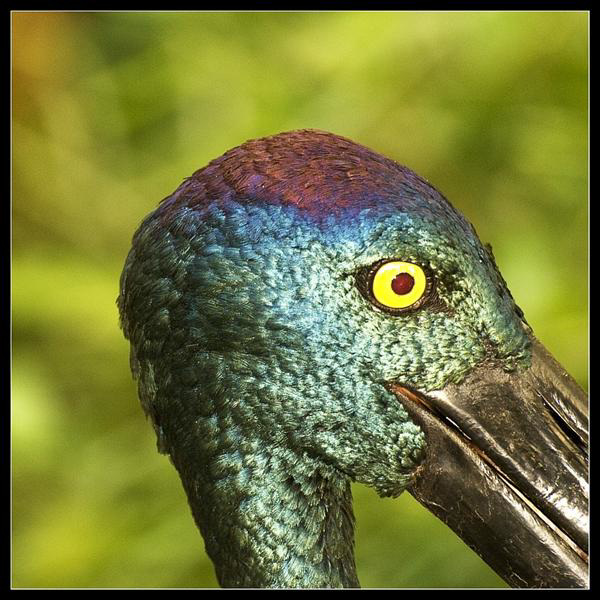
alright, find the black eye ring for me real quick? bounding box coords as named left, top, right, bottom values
left=355, top=259, right=435, bottom=315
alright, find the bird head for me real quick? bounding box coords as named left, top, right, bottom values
left=119, top=130, right=587, bottom=587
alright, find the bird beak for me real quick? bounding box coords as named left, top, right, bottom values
left=389, top=336, right=588, bottom=588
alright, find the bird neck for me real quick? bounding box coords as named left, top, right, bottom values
left=176, top=443, right=359, bottom=588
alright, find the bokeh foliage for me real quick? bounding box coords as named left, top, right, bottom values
left=12, top=11, right=587, bottom=588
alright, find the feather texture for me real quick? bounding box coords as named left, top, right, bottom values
left=118, top=130, right=530, bottom=587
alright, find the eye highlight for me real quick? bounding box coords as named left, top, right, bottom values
left=371, top=261, right=428, bottom=311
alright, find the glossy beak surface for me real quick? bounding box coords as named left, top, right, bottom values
left=390, top=336, right=588, bottom=588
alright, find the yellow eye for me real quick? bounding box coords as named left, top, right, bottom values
left=371, top=261, right=428, bottom=310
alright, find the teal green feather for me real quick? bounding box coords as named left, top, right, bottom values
left=118, top=130, right=531, bottom=587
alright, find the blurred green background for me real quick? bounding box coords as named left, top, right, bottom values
left=12, top=11, right=587, bottom=589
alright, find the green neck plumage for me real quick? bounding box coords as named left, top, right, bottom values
left=171, top=436, right=359, bottom=588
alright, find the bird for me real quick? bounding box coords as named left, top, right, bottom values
left=118, top=129, right=588, bottom=589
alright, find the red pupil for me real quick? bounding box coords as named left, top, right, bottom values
left=391, top=272, right=415, bottom=295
